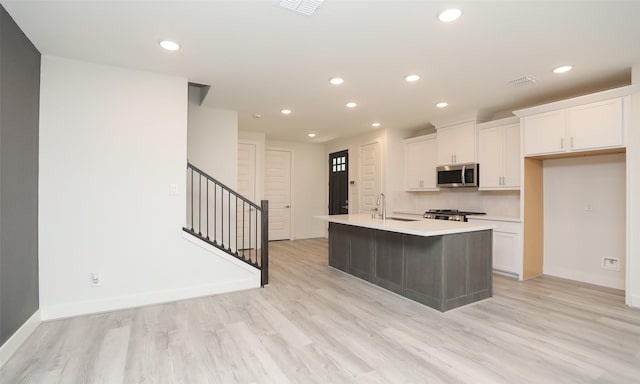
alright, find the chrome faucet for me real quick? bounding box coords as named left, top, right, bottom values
left=376, top=193, right=386, bottom=220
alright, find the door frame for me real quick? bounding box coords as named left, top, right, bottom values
left=238, top=138, right=264, bottom=202
left=328, top=149, right=350, bottom=215
left=266, top=147, right=294, bottom=241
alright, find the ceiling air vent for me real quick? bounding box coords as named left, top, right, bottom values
left=508, top=75, right=538, bottom=87
left=280, top=0, right=325, bottom=15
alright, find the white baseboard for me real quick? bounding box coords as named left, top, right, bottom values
left=0, top=310, right=41, bottom=368
left=628, top=293, right=640, bottom=308
left=543, top=265, right=625, bottom=290
left=41, top=277, right=258, bottom=321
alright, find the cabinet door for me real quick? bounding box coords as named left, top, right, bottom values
left=403, top=235, right=442, bottom=309
left=436, top=127, right=457, bottom=165
left=453, top=121, right=476, bottom=164
left=478, top=126, right=503, bottom=188
left=373, top=231, right=404, bottom=294
left=493, top=231, right=518, bottom=274
left=405, top=137, right=438, bottom=190
left=328, top=223, right=349, bottom=272
left=523, top=110, right=565, bottom=156
left=404, top=140, right=424, bottom=190
left=502, top=123, right=521, bottom=188
left=566, top=98, right=623, bottom=151
left=349, top=226, right=373, bottom=281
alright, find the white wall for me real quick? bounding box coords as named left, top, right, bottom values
left=188, top=88, right=237, bottom=188
left=266, top=140, right=326, bottom=239
left=543, top=154, right=626, bottom=289
left=39, top=56, right=259, bottom=320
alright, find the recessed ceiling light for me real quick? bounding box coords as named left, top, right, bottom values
left=436, top=102, right=448, bottom=108
left=281, top=109, right=292, bottom=115
left=372, top=122, right=381, bottom=127
left=553, top=65, right=573, bottom=74
left=405, top=74, right=420, bottom=82
left=346, top=102, right=357, bottom=108
left=159, top=40, right=180, bottom=51
left=308, top=133, right=316, bottom=138
left=329, top=77, right=344, bottom=85
left=438, top=8, right=462, bottom=22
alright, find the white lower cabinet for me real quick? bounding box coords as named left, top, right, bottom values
left=468, top=218, right=522, bottom=279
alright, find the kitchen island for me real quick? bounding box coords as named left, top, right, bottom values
left=316, top=214, right=494, bottom=312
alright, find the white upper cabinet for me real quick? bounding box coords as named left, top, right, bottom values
left=436, top=121, right=476, bottom=165
left=522, top=97, right=624, bottom=157
left=404, top=134, right=438, bottom=191
left=478, top=117, right=520, bottom=190
left=523, top=110, right=565, bottom=156
left=566, top=98, right=623, bottom=151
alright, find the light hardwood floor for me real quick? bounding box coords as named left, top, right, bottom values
left=2, top=238, right=640, bottom=383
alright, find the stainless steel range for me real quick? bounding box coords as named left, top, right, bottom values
left=423, top=209, right=486, bottom=222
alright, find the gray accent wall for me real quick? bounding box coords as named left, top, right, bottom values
left=0, top=5, right=40, bottom=347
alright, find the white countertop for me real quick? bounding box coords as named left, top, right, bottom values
left=466, top=215, right=522, bottom=223
left=393, top=210, right=521, bottom=223
left=316, top=214, right=495, bottom=237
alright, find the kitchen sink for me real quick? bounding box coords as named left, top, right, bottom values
left=386, top=217, right=418, bottom=222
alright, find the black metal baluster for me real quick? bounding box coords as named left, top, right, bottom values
left=206, top=179, right=209, bottom=240
left=255, top=206, right=259, bottom=266
left=198, top=173, right=202, bottom=235
left=221, top=187, right=224, bottom=249
left=213, top=184, right=217, bottom=245
left=248, top=207, right=252, bottom=263
left=228, top=189, right=231, bottom=251
left=242, top=201, right=245, bottom=260
left=235, top=195, right=239, bottom=256
left=190, top=166, right=194, bottom=231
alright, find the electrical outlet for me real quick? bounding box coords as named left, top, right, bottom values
left=602, top=257, right=620, bottom=271
left=90, top=272, right=102, bottom=287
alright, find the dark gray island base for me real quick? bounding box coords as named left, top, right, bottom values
left=328, top=222, right=492, bottom=312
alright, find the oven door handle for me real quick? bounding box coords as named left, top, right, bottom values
left=461, top=165, right=466, bottom=186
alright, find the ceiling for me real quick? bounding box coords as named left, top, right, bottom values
left=3, top=1, right=640, bottom=143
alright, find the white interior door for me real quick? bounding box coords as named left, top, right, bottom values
left=266, top=149, right=292, bottom=240
left=360, top=141, right=382, bottom=214
left=237, top=142, right=257, bottom=249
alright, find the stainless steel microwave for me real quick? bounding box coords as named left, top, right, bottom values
left=436, top=163, right=479, bottom=188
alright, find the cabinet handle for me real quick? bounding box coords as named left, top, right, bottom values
left=561, top=138, right=564, bottom=149
left=571, top=136, right=574, bottom=148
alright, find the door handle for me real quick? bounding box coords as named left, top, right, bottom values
left=285, top=205, right=290, bottom=208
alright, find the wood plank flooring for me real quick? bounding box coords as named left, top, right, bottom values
left=2, top=238, right=640, bottom=383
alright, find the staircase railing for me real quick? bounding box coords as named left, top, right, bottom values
left=183, top=162, right=268, bottom=286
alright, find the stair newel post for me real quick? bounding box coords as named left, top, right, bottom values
left=261, top=200, right=269, bottom=286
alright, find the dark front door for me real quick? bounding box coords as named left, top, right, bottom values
left=329, top=150, right=349, bottom=215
